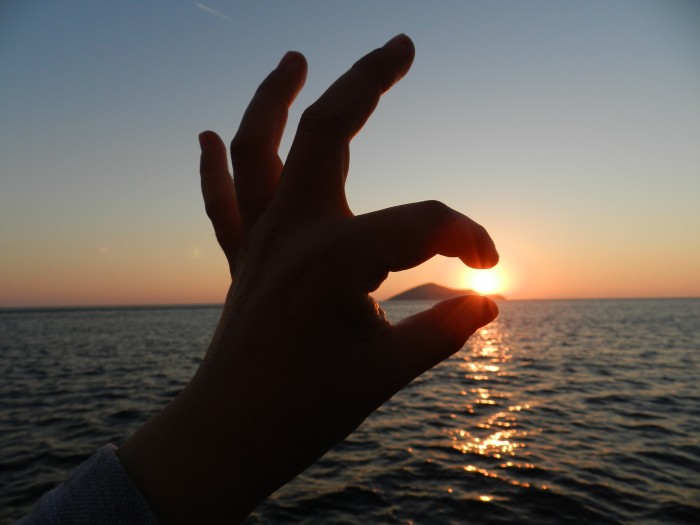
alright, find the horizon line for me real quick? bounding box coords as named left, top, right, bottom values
left=2, top=295, right=699, bottom=312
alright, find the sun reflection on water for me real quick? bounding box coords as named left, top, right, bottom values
left=446, top=318, right=547, bottom=491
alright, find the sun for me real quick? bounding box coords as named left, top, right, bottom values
left=462, top=268, right=505, bottom=296
left=472, top=270, right=500, bottom=294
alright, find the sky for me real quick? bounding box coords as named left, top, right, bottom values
left=1, top=0, right=699, bottom=306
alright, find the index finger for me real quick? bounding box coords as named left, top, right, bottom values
left=343, top=200, right=499, bottom=292
left=279, top=34, right=415, bottom=214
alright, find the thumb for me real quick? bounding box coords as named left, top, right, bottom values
left=380, top=295, right=499, bottom=387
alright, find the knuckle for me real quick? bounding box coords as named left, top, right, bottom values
left=298, top=106, right=346, bottom=138
left=420, top=199, right=449, bottom=214
left=204, top=199, right=223, bottom=222
left=416, top=200, right=459, bottom=235
left=229, top=134, right=256, bottom=165
left=418, top=200, right=452, bottom=221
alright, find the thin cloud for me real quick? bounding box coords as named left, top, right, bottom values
left=195, top=3, right=231, bottom=21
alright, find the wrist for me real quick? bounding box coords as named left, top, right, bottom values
left=116, top=382, right=264, bottom=524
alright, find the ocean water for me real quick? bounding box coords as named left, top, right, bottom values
left=1, top=299, right=699, bottom=524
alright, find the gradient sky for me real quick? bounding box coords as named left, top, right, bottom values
left=2, top=1, right=699, bottom=306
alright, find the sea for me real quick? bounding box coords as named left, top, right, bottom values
left=1, top=299, right=699, bottom=524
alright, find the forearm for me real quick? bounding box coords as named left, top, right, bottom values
left=116, top=341, right=336, bottom=524
left=116, top=381, right=269, bottom=524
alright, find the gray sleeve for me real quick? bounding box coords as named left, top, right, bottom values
left=17, top=444, right=160, bottom=525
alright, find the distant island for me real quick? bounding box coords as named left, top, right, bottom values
left=386, top=283, right=505, bottom=302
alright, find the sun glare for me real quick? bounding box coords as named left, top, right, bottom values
left=473, top=271, right=499, bottom=294
left=463, top=269, right=506, bottom=296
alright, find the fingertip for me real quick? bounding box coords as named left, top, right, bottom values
left=475, top=223, right=499, bottom=268
left=278, top=51, right=307, bottom=74
left=382, top=33, right=415, bottom=81
left=435, top=294, right=498, bottom=335
left=482, top=248, right=500, bottom=269
left=460, top=252, right=499, bottom=269
left=271, top=51, right=307, bottom=105
left=198, top=131, right=210, bottom=152
left=198, top=130, right=223, bottom=152
left=476, top=295, right=499, bottom=326
left=384, top=33, right=413, bottom=52
left=483, top=238, right=500, bottom=268
left=198, top=131, right=229, bottom=180
left=458, top=226, right=499, bottom=269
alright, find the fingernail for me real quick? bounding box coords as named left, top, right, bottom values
left=480, top=229, right=499, bottom=268
left=278, top=51, right=303, bottom=73
left=384, top=33, right=410, bottom=54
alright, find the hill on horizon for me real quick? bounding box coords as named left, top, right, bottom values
left=386, top=283, right=505, bottom=302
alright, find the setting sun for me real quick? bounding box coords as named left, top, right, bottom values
left=463, top=268, right=508, bottom=296
left=472, top=271, right=500, bottom=294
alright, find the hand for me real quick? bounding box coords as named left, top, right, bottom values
left=118, top=34, right=499, bottom=524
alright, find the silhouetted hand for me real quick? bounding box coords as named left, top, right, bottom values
left=118, top=34, right=499, bottom=524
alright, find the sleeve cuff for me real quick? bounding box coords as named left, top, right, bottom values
left=18, top=445, right=160, bottom=525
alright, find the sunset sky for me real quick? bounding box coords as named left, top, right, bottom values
left=2, top=1, right=699, bottom=306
